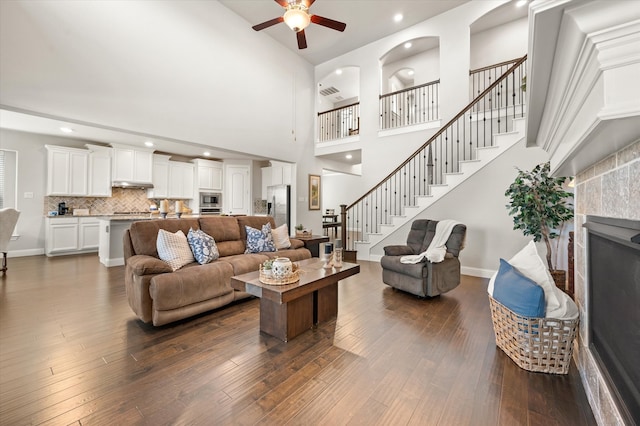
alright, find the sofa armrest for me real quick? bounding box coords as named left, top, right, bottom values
left=383, top=245, right=415, bottom=256
left=289, top=238, right=305, bottom=249
left=126, top=254, right=173, bottom=276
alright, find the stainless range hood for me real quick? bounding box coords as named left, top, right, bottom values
left=112, top=181, right=154, bottom=189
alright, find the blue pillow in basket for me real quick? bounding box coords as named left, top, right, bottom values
left=493, top=258, right=545, bottom=318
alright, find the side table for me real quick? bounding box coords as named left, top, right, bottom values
left=295, top=234, right=329, bottom=257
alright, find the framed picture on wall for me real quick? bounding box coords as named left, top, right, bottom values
left=309, top=174, right=321, bottom=210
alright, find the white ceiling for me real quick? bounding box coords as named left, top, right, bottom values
left=0, top=0, right=527, bottom=165
left=218, top=0, right=471, bottom=66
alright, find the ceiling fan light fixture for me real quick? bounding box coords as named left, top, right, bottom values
left=284, top=5, right=310, bottom=32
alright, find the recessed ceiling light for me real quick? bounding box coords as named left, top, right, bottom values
left=404, top=42, right=412, bottom=49
left=394, top=13, right=403, bottom=23
left=60, top=127, right=74, bottom=133
left=408, top=70, right=414, bottom=76
left=203, top=151, right=211, bottom=157
left=144, top=141, right=154, bottom=147
left=346, top=154, right=353, bottom=160
left=335, top=69, right=342, bottom=75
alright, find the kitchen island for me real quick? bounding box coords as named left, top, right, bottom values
left=98, top=214, right=199, bottom=267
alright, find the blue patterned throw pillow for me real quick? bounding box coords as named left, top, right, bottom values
left=245, top=223, right=276, bottom=253
left=187, top=228, right=219, bottom=265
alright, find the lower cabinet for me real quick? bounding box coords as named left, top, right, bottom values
left=46, top=217, right=100, bottom=256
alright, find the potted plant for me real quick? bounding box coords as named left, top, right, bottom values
left=505, top=161, right=574, bottom=287
left=295, top=224, right=310, bottom=237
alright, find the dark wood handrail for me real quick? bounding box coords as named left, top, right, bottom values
left=317, top=102, right=360, bottom=116
left=347, top=54, right=527, bottom=210
left=469, top=57, right=520, bottom=75
left=379, top=79, right=440, bottom=99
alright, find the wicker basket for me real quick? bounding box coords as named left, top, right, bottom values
left=488, top=295, right=579, bottom=375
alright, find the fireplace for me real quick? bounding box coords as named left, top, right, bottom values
left=584, top=216, right=640, bottom=425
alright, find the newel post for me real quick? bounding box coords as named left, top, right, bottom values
left=340, top=204, right=347, bottom=249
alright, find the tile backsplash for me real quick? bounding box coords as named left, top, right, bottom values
left=45, top=188, right=190, bottom=215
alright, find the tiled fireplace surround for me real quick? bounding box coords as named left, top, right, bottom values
left=574, top=140, right=639, bottom=425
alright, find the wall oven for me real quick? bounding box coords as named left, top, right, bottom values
left=200, top=192, right=221, bottom=215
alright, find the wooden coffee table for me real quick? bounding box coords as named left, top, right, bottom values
left=230, top=258, right=360, bottom=342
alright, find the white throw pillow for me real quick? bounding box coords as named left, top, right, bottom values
left=488, top=240, right=566, bottom=318
left=272, top=224, right=291, bottom=250
left=157, top=229, right=195, bottom=271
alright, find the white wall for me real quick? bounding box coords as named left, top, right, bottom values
left=382, top=47, right=440, bottom=93
left=0, top=129, right=97, bottom=255
left=470, top=17, right=528, bottom=70
left=0, top=1, right=315, bottom=164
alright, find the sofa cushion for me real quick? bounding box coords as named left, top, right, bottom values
left=157, top=229, right=195, bottom=271
left=187, top=228, right=219, bottom=264
left=493, top=258, right=545, bottom=318
left=223, top=253, right=270, bottom=276
left=198, top=216, right=246, bottom=257
left=288, top=238, right=304, bottom=249
left=264, top=247, right=312, bottom=262
left=149, top=261, right=235, bottom=311
left=129, top=219, right=200, bottom=257
left=237, top=216, right=277, bottom=242
left=245, top=223, right=276, bottom=253
left=272, top=224, right=291, bottom=249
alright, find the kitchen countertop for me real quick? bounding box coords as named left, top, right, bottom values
left=46, top=213, right=202, bottom=220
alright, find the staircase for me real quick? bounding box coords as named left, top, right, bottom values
left=340, top=55, right=527, bottom=261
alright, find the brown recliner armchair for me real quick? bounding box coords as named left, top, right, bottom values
left=381, top=219, right=466, bottom=297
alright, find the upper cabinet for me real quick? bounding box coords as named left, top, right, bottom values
left=147, top=154, right=171, bottom=199
left=193, top=159, right=223, bottom=191
left=111, top=143, right=154, bottom=185
left=168, top=161, right=195, bottom=199
left=85, top=145, right=112, bottom=197
left=45, top=145, right=88, bottom=196
left=261, top=161, right=293, bottom=198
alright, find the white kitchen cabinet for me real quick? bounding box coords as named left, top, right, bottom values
left=111, top=143, right=154, bottom=184
left=45, top=145, right=89, bottom=196
left=168, top=161, right=195, bottom=199
left=46, top=217, right=101, bottom=256
left=226, top=164, right=250, bottom=215
left=79, top=217, right=100, bottom=250
left=86, top=145, right=112, bottom=197
left=193, top=159, right=223, bottom=191
left=147, top=154, right=171, bottom=199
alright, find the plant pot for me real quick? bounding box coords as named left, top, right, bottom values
left=550, top=269, right=566, bottom=291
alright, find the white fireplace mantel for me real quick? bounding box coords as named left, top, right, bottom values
left=526, top=0, right=640, bottom=177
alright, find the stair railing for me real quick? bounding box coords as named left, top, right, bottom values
left=340, top=55, right=527, bottom=252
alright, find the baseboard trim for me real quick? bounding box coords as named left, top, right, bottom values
left=100, top=257, right=124, bottom=267
left=7, top=248, right=45, bottom=258
left=461, top=266, right=495, bottom=279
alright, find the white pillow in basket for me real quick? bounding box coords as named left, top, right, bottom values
left=487, top=240, right=576, bottom=319
left=272, top=224, right=291, bottom=250
left=157, top=229, right=195, bottom=271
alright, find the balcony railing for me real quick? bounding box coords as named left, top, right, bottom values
left=469, top=58, right=522, bottom=112
left=379, top=80, right=440, bottom=130
left=317, top=102, right=360, bottom=142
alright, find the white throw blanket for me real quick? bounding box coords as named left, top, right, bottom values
left=400, top=220, right=461, bottom=264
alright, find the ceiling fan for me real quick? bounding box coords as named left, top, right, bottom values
left=252, top=0, right=347, bottom=50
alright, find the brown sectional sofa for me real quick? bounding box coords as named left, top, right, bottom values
left=123, top=215, right=312, bottom=326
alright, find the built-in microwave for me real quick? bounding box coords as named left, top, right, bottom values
left=200, top=192, right=221, bottom=207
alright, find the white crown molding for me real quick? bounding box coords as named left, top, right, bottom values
left=526, top=1, right=640, bottom=177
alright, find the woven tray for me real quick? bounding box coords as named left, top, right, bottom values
left=259, top=267, right=300, bottom=286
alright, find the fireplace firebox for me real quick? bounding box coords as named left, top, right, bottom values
left=584, top=216, right=640, bottom=425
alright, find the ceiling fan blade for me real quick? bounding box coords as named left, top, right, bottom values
left=296, top=29, right=308, bottom=49
left=310, top=15, right=346, bottom=32
left=274, top=0, right=289, bottom=7
left=302, top=0, right=316, bottom=7
left=252, top=16, right=284, bottom=31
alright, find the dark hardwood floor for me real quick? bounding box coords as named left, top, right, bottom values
left=1, top=254, right=595, bottom=425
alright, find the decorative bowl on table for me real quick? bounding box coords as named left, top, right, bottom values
left=259, top=259, right=299, bottom=285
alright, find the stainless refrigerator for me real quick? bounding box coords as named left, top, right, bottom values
left=267, top=185, right=290, bottom=231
